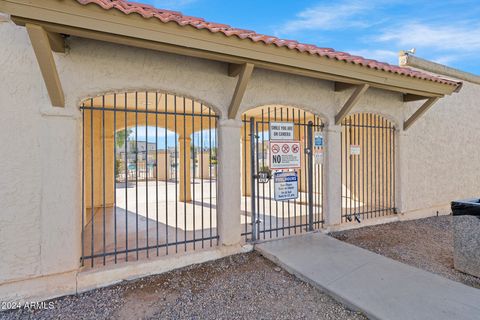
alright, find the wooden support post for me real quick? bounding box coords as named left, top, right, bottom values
left=403, top=97, right=440, bottom=130
left=228, top=63, right=254, bottom=119
left=335, top=84, right=369, bottom=125
left=26, top=23, right=65, bottom=107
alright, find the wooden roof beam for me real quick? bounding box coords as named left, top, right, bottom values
left=403, top=97, right=440, bottom=130
left=335, top=84, right=369, bottom=125
left=26, top=23, right=64, bottom=107
left=228, top=63, right=254, bottom=119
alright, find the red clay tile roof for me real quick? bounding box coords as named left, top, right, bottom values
left=76, top=0, right=459, bottom=87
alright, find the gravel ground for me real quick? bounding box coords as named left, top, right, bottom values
left=331, top=215, right=480, bottom=289
left=1, top=252, right=365, bottom=320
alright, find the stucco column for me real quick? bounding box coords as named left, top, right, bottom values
left=217, top=119, right=242, bottom=246
left=178, top=137, right=192, bottom=202
left=395, top=129, right=406, bottom=214
left=324, top=125, right=342, bottom=226
left=241, top=133, right=251, bottom=196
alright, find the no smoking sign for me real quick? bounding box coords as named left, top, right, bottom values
left=269, top=141, right=302, bottom=170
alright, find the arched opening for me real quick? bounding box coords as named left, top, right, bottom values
left=241, top=105, right=324, bottom=241
left=81, top=91, right=218, bottom=267
left=341, top=113, right=396, bottom=223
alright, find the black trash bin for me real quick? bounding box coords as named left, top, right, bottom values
left=451, top=198, right=480, bottom=216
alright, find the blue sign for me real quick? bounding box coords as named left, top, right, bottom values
left=274, top=171, right=299, bottom=201
left=314, top=132, right=324, bottom=147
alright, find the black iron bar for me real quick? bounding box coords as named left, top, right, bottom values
left=81, top=103, right=85, bottom=267
left=135, top=92, right=139, bottom=260
left=102, top=96, right=106, bottom=266
left=268, top=107, right=272, bottom=238
left=192, top=99, right=196, bottom=250
left=124, top=93, right=128, bottom=262
left=113, top=94, right=117, bottom=264
left=292, top=109, right=297, bottom=234
left=145, top=92, right=149, bottom=258
left=307, top=121, right=314, bottom=231
left=286, top=109, right=291, bottom=235
left=183, top=97, right=187, bottom=252
left=201, top=105, right=205, bottom=246
left=164, top=93, right=169, bottom=255
left=243, top=114, right=247, bottom=240
left=155, top=92, right=159, bottom=256
left=249, top=117, right=257, bottom=241
left=90, top=98, right=94, bottom=267
left=209, top=107, right=213, bottom=246
left=174, top=95, right=178, bottom=253
left=261, top=109, right=266, bottom=239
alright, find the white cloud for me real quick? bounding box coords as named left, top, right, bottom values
left=376, top=22, right=480, bottom=53
left=279, top=0, right=375, bottom=34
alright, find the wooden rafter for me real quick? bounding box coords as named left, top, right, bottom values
left=334, top=84, right=369, bottom=125
left=26, top=23, right=65, bottom=107
left=403, top=97, right=440, bottom=130
left=228, top=63, right=254, bottom=119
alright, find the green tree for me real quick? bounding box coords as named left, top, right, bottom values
left=115, top=128, right=133, bottom=149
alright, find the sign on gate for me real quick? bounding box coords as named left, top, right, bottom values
left=314, top=132, right=324, bottom=147
left=274, top=171, right=298, bottom=201
left=350, top=145, right=361, bottom=155
left=269, top=141, right=301, bottom=169
left=269, top=122, right=294, bottom=141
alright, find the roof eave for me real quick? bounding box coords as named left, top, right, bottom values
left=0, top=0, right=460, bottom=97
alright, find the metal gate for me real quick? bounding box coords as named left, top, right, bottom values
left=81, top=91, right=218, bottom=267
left=341, top=113, right=396, bottom=223
left=241, top=106, right=324, bottom=241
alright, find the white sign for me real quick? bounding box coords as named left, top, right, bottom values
left=274, top=171, right=299, bottom=201
left=315, top=150, right=324, bottom=165
left=350, top=145, right=361, bottom=155
left=269, top=122, right=294, bottom=141
left=314, top=132, right=324, bottom=147
left=269, top=141, right=301, bottom=169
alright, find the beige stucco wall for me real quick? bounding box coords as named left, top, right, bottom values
left=402, top=81, right=480, bottom=214
left=0, top=17, right=477, bottom=303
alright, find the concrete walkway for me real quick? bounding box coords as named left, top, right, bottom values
left=256, top=233, right=480, bottom=320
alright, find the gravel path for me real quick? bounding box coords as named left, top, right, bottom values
left=331, top=215, right=480, bottom=289
left=1, top=252, right=365, bottom=320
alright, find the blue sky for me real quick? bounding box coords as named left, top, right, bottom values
left=142, top=0, right=480, bottom=74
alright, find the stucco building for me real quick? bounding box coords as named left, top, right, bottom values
left=0, top=0, right=478, bottom=305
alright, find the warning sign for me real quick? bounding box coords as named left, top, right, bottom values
left=274, top=171, right=298, bottom=201
left=269, top=122, right=294, bottom=141
left=269, top=141, right=301, bottom=170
